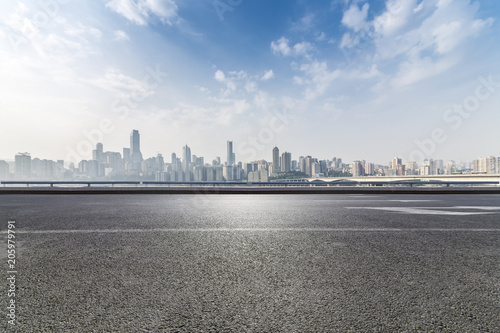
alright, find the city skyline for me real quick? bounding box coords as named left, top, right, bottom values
left=1, top=1, right=500, bottom=163
left=2, top=128, right=498, bottom=168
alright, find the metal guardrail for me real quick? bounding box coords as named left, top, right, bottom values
left=0, top=180, right=498, bottom=187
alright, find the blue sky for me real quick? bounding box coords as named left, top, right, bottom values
left=1, top=0, right=499, bottom=165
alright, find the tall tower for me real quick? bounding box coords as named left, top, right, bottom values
left=182, top=145, right=191, bottom=171
left=93, top=143, right=104, bottom=162
left=129, top=130, right=143, bottom=170
left=272, top=146, right=280, bottom=173
left=281, top=152, right=291, bottom=172
left=227, top=141, right=235, bottom=165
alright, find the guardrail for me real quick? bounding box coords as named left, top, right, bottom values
left=1, top=180, right=498, bottom=187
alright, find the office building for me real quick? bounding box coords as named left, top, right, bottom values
left=129, top=130, right=143, bottom=170
left=272, top=147, right=280, bottom=173
left=227, top=141, right=235, bottom=166
left=182, top=145, right=191, bottom=171
left=281, top=152, right=291, bottom=173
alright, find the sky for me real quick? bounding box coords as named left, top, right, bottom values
left=1, top=0, right=499, bottom=165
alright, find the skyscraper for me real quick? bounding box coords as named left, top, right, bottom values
left=182, top=145, right=191, bottom=171
left=227, top=141, right=235, bottom=165
left=281, top=152, right=291, bottom=172
left=272, top=146, right=280, bottom=173
left=129, top=130, right=143, bottom=170
left=93, top=143, right=104, bottom=162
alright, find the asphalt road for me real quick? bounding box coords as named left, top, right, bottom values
left=1, top=194, right=499, bottom=332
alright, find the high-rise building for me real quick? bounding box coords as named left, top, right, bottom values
left=419, top=159, right=436, bottom=175
left=473, top=156, right=498, bottom=174
left=93, top=143, right=104, bottom=162
left=272, top=147, right=280, bottom=173
left=129, top=130, right=143, bottom=170
left=15, top=153, right=31, bottom=179
left=227, top=141, right=235, bottom=166
left=391, top=157, right=402, bottom=170
left=396, top=164, right=406, bottom=176
left=123, top=148, right=130, bottom=162
left=305, top=156, right=314, bottom=177
left=311, top=161, right=321, bottom=177
left=365, top=163, right=375, bottom=175
left=352, top=161, right=365, bottom=177
left=281, top=152, right=291, bottom=172
left=182, top=145, right=191, bottom=171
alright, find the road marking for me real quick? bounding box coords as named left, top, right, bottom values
left=347, top=207, right=494, bottom=215
left=2, top=228, right=499, bottom=234
left=388, top=200, right=436, bottom=202
left=453, top=206, right=500, bottom=210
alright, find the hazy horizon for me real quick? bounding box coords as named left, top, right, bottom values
left=1, top=0, right=499, bottom=165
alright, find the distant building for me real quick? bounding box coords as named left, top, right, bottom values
left=272, top=147, right=280, bottom=173
left=214, top=165, right=224, bottom=181
left=396, top=164, right=406, bottom=176
left=15, top=153, right=31, bottom=179
left=365, top=163, right=375, bottom=176
left=260, top=168, right=269, bottom=182
left=227, top=141, right=235, bottom=166
left=352, top=160, right=364, bottom=177
left=93, top=143, right=104, bottom=162
left=311, top=161, right=321, bottom=177
left=129, top=130, right=143, bottom=171
left=419, top=159, right=436, bottom=175
left=405, top=162, right=418, bottom=175
left=0, top=160, right=10, bottom=179
left=391, top=157, right=402, bottom=169
left=182, top=145, right=191, bottom=171
left=473, top=156, right=498, bottom=174
left=281, top=152, right=291, bottom=172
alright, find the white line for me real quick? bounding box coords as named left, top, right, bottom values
left=4, top=228, right=500, bottom=234
left=388, top=200, right=436, bottom=202
left=347, top=207, right=494, bottom=215
left=453, top=206, right=500, bottom=210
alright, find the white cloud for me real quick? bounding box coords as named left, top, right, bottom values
left=214, top=69, right=225, bottom=82
left=245, top=81, right=257, bottom=92
left=300, top=61, right=341, bottom=101
left=342, top=3, right=369, bottom=32
left=339, top=32, right=360, bottom=49
left=293, top=42, right=313, bottom=58
left=86, top=68, right=155, bottom=99
left=316, top=32, right=326, bottom=41
left=390, top=55, right=457, bottom=88
left=292, top=13, right=315, bottom=31
left=336, top=0, right=496, bottom=89
left=271, top=37, right=291, bottom=56
left=261, top=70, right=274, bottom=81
left=373, top=0, right=419, bottom=37
left=271, top=37, right=314, bottom=58
left=114, top=30, right=130, bottom=41
left=105, top=0, right=178, bottom=26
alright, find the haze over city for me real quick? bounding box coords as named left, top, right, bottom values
left=1, top=0, right=499, bottom=164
